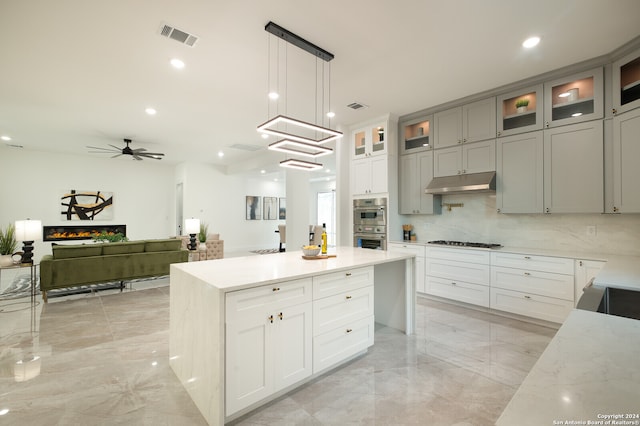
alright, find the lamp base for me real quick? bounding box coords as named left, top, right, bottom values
left=20, top=241, right=35, bottom=265
left=188, top=234, right=197, bottom=251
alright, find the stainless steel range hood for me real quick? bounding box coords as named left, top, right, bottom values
left=425, top=171, right=496, bottom=195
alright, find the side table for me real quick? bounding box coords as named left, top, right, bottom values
left=0, top=262, right=39, bottom=301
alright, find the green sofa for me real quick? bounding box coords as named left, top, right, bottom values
left=39, top=239, right=189, bottom=302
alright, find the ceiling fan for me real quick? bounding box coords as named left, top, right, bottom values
left=87, top=138, right=165, bottom=161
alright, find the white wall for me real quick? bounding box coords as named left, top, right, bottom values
left=0, top=148, right=175, bottom=261
left=399, top=193, right=640, bottom=256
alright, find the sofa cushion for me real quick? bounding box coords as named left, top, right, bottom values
left=102, top=241, right=145, bottom=255
left=145, top=239, right=182, bottom=252
left=52, top=244, right=103, bottom=259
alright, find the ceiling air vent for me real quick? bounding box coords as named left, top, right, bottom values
left=229, top=144, right=262, bottom=152
left=158, top=22, right=199, bottom=47
left=347, top=102, right=368, bottom=110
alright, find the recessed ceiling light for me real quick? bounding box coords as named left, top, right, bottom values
left=217, top=151, right=224, bottom=157
left=260, top=169, right=266, bottom=174
left=145, top=108, right=157, bottom=115
left=268, top=92, right=279, bottom=100
left=1, top=135, right=11, bottom=141
left=170, top=58, right=185, bottom=69
left=325, top=169, right=331, bottom=173
left=326, top=111, right=335, bottom=118
left=522, top=36, right=540, bottom=48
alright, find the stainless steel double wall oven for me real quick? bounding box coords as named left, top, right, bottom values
left=353, top=198, right=387, bottom=250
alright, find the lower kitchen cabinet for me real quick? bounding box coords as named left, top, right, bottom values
left=427, top=275, right=490, bottom=307
left=313, top=315, right=374, bottom=373
left=388, top=243, right=426, bottom=293
left=490, top=287, right=574, bottom=324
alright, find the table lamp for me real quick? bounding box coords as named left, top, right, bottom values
left=184, top=218, right=200, bottom=251
left=14, top=219, right=42, bottom=265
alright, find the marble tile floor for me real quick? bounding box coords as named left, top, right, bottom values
left=0, top=280, right=557, bottom=425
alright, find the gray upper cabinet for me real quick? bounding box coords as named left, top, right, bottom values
left=544, top=67, right=604, bottom=128
left=612, top=108, right=640, bottom=213
left=497, top=84, right=544, bottom=137
left=496, top=131, right=544, bottom=214
left=543, top=121, right=604, bottom=213
left=612, top=47, right=640, bottom=115
left=433, top=97, right=496, bottom=149
left=399, top=151, right=440, bottom=215
left=400, top=115, right=432, bottom=155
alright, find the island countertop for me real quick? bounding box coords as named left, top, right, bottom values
left=497, top=309, right=640, bottom=425
left=171, top=246, right=414, bottom=292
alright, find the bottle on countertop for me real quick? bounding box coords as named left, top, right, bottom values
left=321, top=223, right=327, bottom=254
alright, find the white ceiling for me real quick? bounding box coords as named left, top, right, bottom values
left=1, top=0, right=639, bottom=179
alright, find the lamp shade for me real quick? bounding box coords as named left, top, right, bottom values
left=184, top=218, right=200, bottom=235
left=14, top=219, right=42, bottom=241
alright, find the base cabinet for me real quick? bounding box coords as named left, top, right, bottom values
left=574, top=259, right=606, bottom=306
left=313, top=315, right=374, bottom=373
left=490, top=287, right=574, bottom=324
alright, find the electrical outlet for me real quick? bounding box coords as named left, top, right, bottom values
left=586, top=225, right=596, bottom=237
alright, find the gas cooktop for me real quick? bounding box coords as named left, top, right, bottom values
left=428, top=240, right=502, bottom=249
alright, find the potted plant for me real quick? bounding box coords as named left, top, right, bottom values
left=198, top=222, right=209, bottom=251
left=515, top=98, right=530, bottom=113
left=91, top=231, right=129, bottom=243
left=0, top=223, right=18, bottom=267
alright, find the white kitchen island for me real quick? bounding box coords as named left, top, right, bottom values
left=169, top=247, right=415, bottom=425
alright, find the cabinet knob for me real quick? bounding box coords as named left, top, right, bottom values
left=524, top=272, right=531, bottom=276
left=545, top=208, right=550, bottom=213
left=272, top=287, right=280, bottom=292
left=524, top=295, right=532, bottom=300
left=579, top=260, right=583, bottom=267
left=497, top=208, right=501, bottom=213
left=268, top=315, right=274, bottom=323
left=545, top=122, right=549, bottom=128
left=524, top=256, right=531, bottom=260
left=278, top=312, right=283, bottom=320
left=497, top=131, right=501, bottom=136
left=458, top=139, right=462, bottom=144
left=613, top=206, right=619, bottom=213
left=346, top=328, right=353, bottom=333
left=345, top=295, right=352, bottom=300
left=462, top=169, right=466, bottom=174
left=345, top=272, right=352, bottom=277
left=612, top=108, right=617, bottom=115
left=463, top=138, right=467, bottom=143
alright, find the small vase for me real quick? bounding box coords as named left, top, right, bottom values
left=516, top=106, right=527, bottom=114
left=0, top=255, right=13, bottom=267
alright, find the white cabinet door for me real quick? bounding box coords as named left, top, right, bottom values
left=463, top=97, right=496, bottom=143
left=313, top=315, right=374, bottom=374
left=370, top=155, right=388, bottom=194
left=462, top=139, right=495, bottom=174
left=490, top=287, right=573, bottom=323
left=433, top=146, right=461, bottom=177
left=613, top=108, right=640, bottom=213
left=496, top=131, right=544, bottom=213
left=543, top=120, right=604, bottom=213
left=426, top=275, right=490, bottom=307
left=574, top=259, right=606, bottom=306
left=433, top=107, right=463, bottom=149
left=273, top=302, right=313, bottom=391
left=351, top=157, right=372, bottom=195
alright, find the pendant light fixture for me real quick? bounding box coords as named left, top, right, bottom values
left=258, top=21, right=342, bottom=170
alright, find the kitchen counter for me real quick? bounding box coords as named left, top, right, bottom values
left=593, top=255, right=640, bottom=291
left=497, top=309, right=640, bottom=426
left=169, top=246, right=416, bottom=426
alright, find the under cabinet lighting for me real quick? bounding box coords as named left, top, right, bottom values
left=571, top=112, right=583, bottom=117
left=257, top=115, right=342, bottom=145
left=268, top=139, right=333, bottom=157
left=558, top=92, right=571, bottom=98
left=279, top=158, right=323, bottom=171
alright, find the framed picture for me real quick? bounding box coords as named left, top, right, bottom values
left=279, top=198, right=286, bottom=220
left=61, top=189, right=114, bottom=221
left=263, top=197, right=278, bottom=220
left=246, top=196, right=262, bottom=220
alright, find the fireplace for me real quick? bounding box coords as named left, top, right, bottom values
left=43, top=225, right=127, bottom=242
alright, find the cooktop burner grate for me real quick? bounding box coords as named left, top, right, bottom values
left=428, top=240, right=502, bottom=249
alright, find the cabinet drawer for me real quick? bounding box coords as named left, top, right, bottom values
left=426, top=247, right=491, bottom=264
left=491, top=252, right=574, bottom=274
left=313, top=315, right=374, bottom=374
left=388, top=243, right=425, bottom=258
left=490, top=288, right=573, bottom=323
left=426, top=258, right=490, bottom=286
left=491, top=266, right=574, bottom=301
left=426, top=276, right=490, bottom=307
left=313, top=266, right=373, bottom=299
left=226, top=278, right=312, bottom=314
left=313, top=285, right=374, bottom=336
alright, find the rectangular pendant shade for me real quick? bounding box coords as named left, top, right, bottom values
left=268, top=139, right=333, bottom=157
left=257, top=115, right=342, bottom=145
left=279, top=158, right=323, bottom=171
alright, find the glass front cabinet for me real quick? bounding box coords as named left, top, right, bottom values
left=613, top=48, right=640, bottom=115
left=353, top=124, right=386, bottom=159
left=497, top=84, right=543, bottom=137
left=543, top=67, right=603, bottom=128
left=400, top=115, right=432, bottom=155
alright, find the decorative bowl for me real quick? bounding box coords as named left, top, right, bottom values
left=301, top=245, right=321, bottom=256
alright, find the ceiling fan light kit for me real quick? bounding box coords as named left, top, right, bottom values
left=258, top=21, right=342, bottom=171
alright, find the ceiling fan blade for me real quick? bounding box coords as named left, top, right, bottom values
left=108, top=144, right=124, bottom=150
left=87, top=145, right=118, bottom=152
left=132, top=147, right=147, bottom=152
left=133, top=155, right=144, bottom=161
left=111, top=153, right=124, bottom=158
left=140, top=152, right=164, bottom=157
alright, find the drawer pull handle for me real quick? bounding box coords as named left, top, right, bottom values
left=524, top=272, right=531, bottom=276
left=268, top=315, right=274, bottom=323
left=345, top=295, right=352, bottom=300
left=346, top=272, right=352, bottom=277
left=524, top=295, right=531, bottom=300
left=278, top=312, right=283, bottom=320
left=524, top=256, right=531, bottom=260
left=451, top=282, right=457, bottom=286
left=272, top=287, right=280, bottom=292
left=346, top=328, right=353, bottom=333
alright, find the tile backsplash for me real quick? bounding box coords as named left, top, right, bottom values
left=402, top=194, right=640, bottom=256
